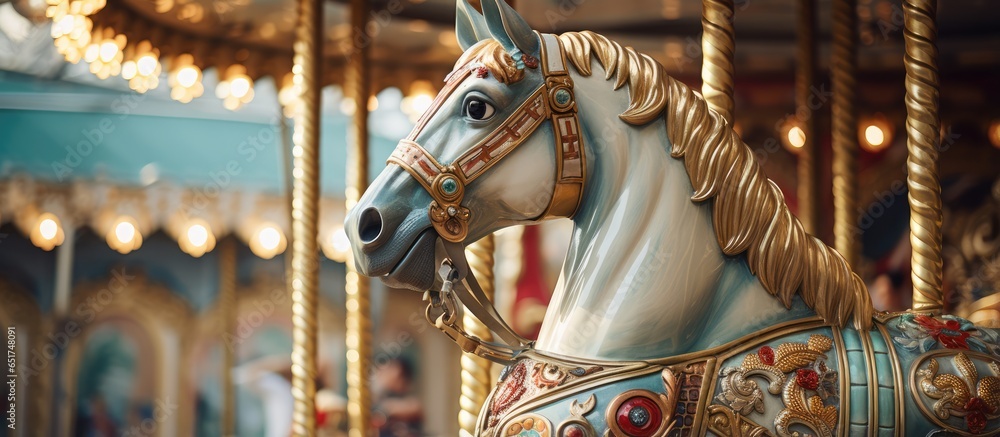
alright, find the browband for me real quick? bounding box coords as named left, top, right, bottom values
left=387, top=32, right=587, bottom=243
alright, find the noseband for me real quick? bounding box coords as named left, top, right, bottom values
left=388, top=33, right=587, bottom=243
left=385, top=33, right=587, bottom=363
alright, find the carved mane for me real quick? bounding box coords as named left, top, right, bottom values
left=463, top=32, right=875, bottom=330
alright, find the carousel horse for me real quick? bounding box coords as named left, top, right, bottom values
left=345, top=1, right=1000, bottom=435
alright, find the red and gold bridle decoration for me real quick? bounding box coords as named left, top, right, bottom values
left=388, top=33, right=587, bottom=243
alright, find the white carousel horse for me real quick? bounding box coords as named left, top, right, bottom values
left=345, top=1, right=1000, bottom=435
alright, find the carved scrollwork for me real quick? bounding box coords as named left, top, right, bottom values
left=706, top=404, right=774, bottom=437
left=915, top=352, right=1000, bottom=434
left=714, top=335, right=839, bottom=437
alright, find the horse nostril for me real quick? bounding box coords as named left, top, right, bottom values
left=358, top=207, right=383, bottom=244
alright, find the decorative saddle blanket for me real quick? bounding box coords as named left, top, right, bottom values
left=477, top=313, right=1000, bottom=437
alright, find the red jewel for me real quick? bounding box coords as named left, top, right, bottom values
left=475, top=66, right=489, bottom=79
left=615, top=396, right=662, bottom=436
left=758, top=346, right=775, bottom=366
left=522, top=54, right=539, bottom=69
left=967, top=411, right=987, bottom=434
left=965, top=397, right=994, bottom=414
left=796, top=368, right=819, bottom=390
left=562, top=424, right=585, bottom=437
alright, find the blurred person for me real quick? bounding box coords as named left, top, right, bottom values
left=372, top=357, right=422, bottom=437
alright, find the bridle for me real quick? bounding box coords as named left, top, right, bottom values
left=386, top=33, right=587, bottom=363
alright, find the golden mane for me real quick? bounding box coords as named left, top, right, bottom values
left=460, top=33, right=874, bottom=329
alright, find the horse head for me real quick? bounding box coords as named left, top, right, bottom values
left=346, top=0, right=583, bottom=292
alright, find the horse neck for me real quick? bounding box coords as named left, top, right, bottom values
left=533, top=72, right=813, bottom=360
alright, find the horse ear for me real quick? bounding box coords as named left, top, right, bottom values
left=480, top=0, right=540, bottom=57
left=455, top=0, right=489, bottom=51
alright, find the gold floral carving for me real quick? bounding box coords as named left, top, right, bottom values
left=706, top=404, right=774, bottom=437
left=915, top=352, right=1000, bottom=434
left=715, top=335, right=838, bottom=437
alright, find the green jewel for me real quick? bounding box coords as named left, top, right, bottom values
left=441, top=177, right=458, bottom=195
left=555, top=89, right=571, bottom=106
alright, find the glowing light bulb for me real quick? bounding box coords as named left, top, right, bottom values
left=259, top=226, right=280, bottom=251
left=230, top=77, right=251, bottom=99
left=333, top=228, right=350, bottom=254
left=39, top=218, right=58, bottom=240
left=98, top=40, right=117, bottom=62
left=787, top=126, right=806, bottom=149
left=410, top=94, right=433, bottom=114
left=187, top=223, right=208, bottom=247
left=177, top=66, right=198, bottom=87
left=121, top=60, right=137, bottom=79
left=115, top=220, right=135, bottom=244
left=990, top=120, right=1000, bottom=149
left=865, top=125, right=885, bottom=147
left=136, top=55, right=157, bottom=76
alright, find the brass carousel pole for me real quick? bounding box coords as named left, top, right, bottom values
left=459, top=236, right=495, bottom=436
left=345, top=0, right=372, bottom=434
left=903, top=0, right=944, bottom=313
left=796, top=0, right=819, bottom=234
left=832, top=0, right=859, bottom=268
left=290, top=0, right=322, bottom=432
left=701, top=0, right=735, bottom=122
left=219, top=237, right=237, bottom=437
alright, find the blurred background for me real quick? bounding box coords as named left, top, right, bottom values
left=0, top=0, right=998, bottom=435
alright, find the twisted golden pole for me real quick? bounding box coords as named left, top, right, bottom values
left=832, top=0, right=859, bottom=268
left=290, top=0, right=322, bottom=433
left=459, top=236, right=496, bottom=435
left=346, top=0, right=372, bottom=434
left=903, top=0, right=944, bottom=314
left=795, top=0, right=819, bottom=235
left=700, top=0, right=735, bottom=122
left=219, top=237, right=237, bottom=437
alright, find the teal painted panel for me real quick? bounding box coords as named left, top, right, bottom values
left=847, top=351, right=868, bottom=384
left=849, top=386, right=868, bottom=425
left=874, top=353, right=893, bottom=388
left=842, top=329, right=863, bottom=351
left=877, top=387, right=895, bottom=427
left=870, top=330, right=888, bottom=354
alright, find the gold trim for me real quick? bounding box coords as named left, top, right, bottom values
left=831, top=326, right=850, bottom=436
left=858, top=329, right=878, bottom=437
left=876, top=322, right=905, bottom=436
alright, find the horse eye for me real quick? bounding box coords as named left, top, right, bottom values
left=465, top=99, right=495, bottom=121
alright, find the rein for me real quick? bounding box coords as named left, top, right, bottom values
left=386, top=33, right=587, bottom=364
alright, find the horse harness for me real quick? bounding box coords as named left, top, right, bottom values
left=385, top=33, right=587, bottom=364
